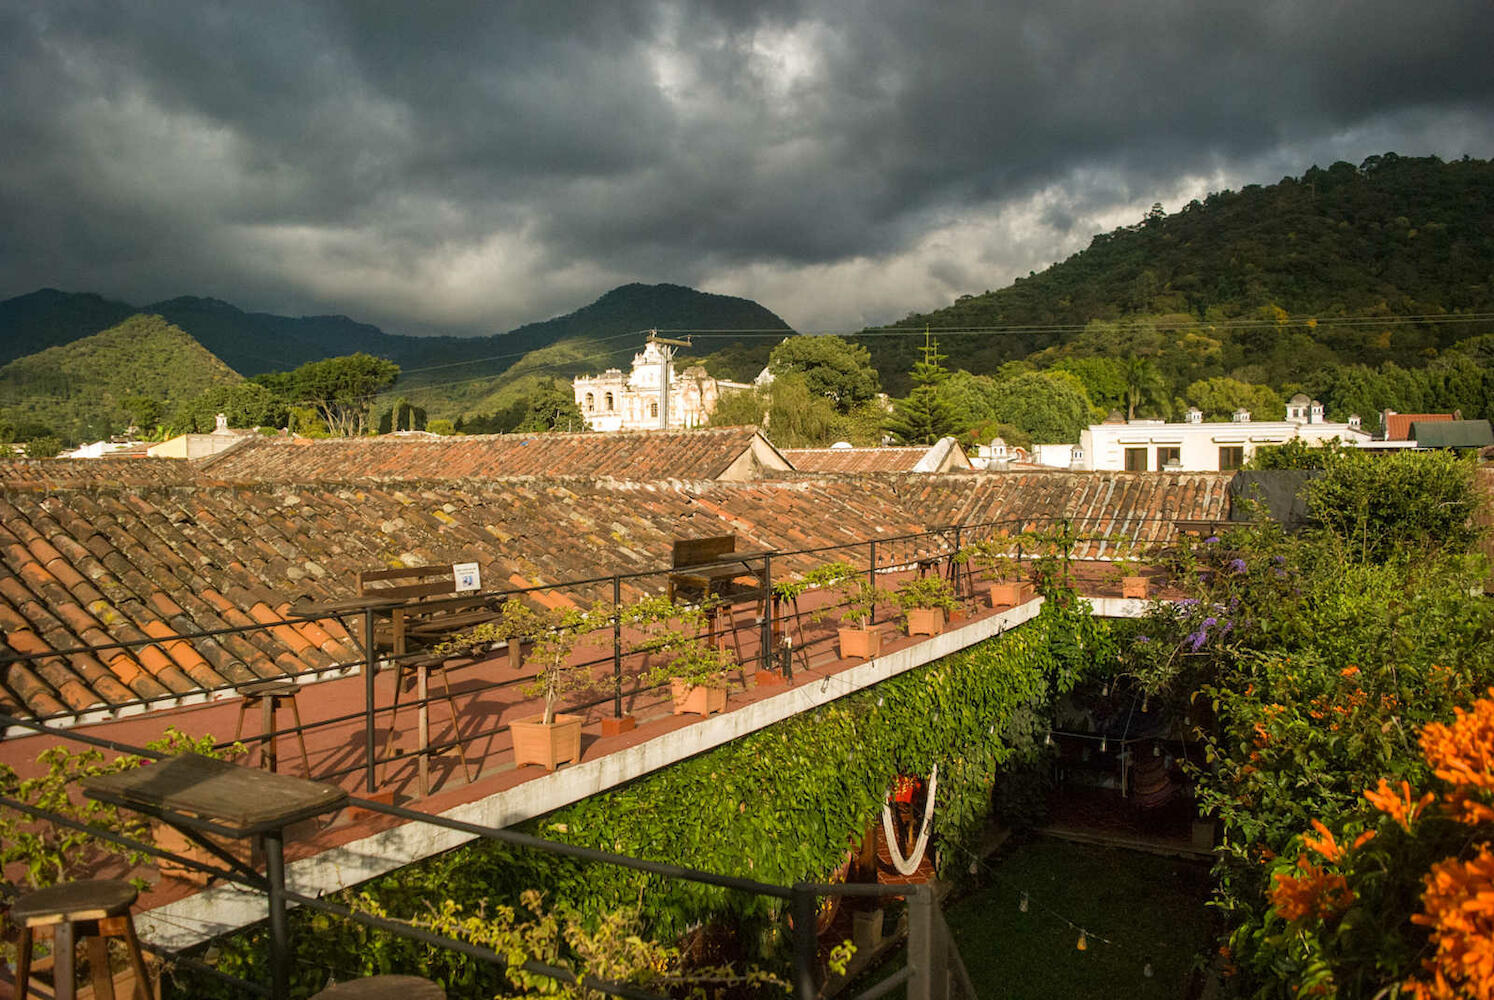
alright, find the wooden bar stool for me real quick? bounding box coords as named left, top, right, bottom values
left=311, top=973, right=446, bottom=998
left=234, top=679, right=312, bottom=776
left=10, top=879, right=154, bottom=1000
left=383, top=654, right=477, bottom=797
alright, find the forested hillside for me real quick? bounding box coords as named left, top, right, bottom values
left=0, top=315, right=242, bottom=442
left=864, top=154, right=1494, bottom=403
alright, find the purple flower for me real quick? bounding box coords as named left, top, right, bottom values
left=1178, top=598, right=1200, bottom=608
left=1202, top=616, right=1218, bottom=629
left=1227, top=558, right=1247, bottom=574
left=1137, top=635, right=1151, bottom=644
left=1187, top=630, right=1208, bottom=652
left=1204, top=536, right=1220, bottom=544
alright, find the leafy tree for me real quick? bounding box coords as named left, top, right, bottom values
left=120, top=395, right=162, bottom=433
left=1121, top=355, right=1168, bottom=420
left=255, top=353, right=399, bottom=436
left=378, top=396, right=427, bottom=434
left=886, top=333, right=957, bottom=444
left=1051, top=356, right=1128, bottom=413
left=170, top=382, right=288, bottom=433
left=23, top=435, right=61, bottom=458
left=1184, top=377, right=1285, bottom=420
left=512, top=378, right=586, bottom=433
left=767, top=336, right=880, bottom=412
left=426, top=418, right=455, bottom=436
left=984, top=371, right=1094, bottom=443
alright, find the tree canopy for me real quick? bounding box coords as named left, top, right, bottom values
left=767, top=336, right=880, bottom=413
left=255, top=353, right=399, bottom=436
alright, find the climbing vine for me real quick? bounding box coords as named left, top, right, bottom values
left=185, top=595, right=1112, bottom=995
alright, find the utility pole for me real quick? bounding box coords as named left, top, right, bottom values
left=646, top=330, right=691, bottom=430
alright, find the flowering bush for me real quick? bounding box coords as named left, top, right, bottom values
left=1243, top=690, right=1494, bottom=999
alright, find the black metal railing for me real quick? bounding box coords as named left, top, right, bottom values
left=0, top=514, right=1212, bottom=805
left=0, top=713, right=979, bottom=1000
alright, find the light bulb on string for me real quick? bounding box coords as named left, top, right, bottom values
left=1044, top=732, right=1053, bottom=747
left=1153, top=743, right=1161, bottom=757
left=1101, top=683, right=1110, bottom=697
left=1143, top=961, right=1154, bottom=978
left=1100, top=736, right=1108, bottom=752
left=1142, top=696, right=1149, bottom=713
left=1076, top=931, right=1088, bottom=951
left=1019, top=892, right=1029, bottom=913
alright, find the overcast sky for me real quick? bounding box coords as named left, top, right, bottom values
left=3, top=1, right=1492, bottom=337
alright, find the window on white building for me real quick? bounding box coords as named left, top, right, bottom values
left=1219, top=446, right=1245, bottom=471
left=650, top=401, right=659, bottom=418
left=1124, top=447, right=1148, bottom=471
left=585, top=393, right=595, bottom=413
left=605, top=393, right=614, bottom=411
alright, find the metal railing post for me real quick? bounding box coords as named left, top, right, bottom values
left=362, top=607, right=378, bottom=795
left=791, top=883, right=820, bottom=1000
left=906, top=884, right=935, bottom=1000
left=760, top=553, right=773, bottom=673
left=612, top=574, right=623, bottom=718
left=867, top=539, right=878, bottom=625
left=263, top=829, right=291, bottom=1000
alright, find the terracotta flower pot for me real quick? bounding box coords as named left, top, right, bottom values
left=510, top=712, right=583, bottom=771
left=838, top=626, right=883, bottom=659
left=905, top=607, right=945, bottom=637
left=670, top=677, right=727, bottom=716
left=1121, top=575, right=1149, bottom=599
left=988, top=581, right=1026, bottom=608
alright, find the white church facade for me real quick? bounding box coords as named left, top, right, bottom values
left=573, top=339, right=751, bottom=432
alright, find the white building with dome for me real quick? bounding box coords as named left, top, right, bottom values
left=572, top=338, right=752, bottom=432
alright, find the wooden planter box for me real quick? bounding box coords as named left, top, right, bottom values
left=988, top=581, right=1026, bottom=608
left=671, top=678, right=727, bottom=716
left=838, top=626, right=883, bottom=659
left=905, top=607, right=946, bottom=637
left=1121, top=575, right=1150, bottom=600
left=511, top=713, right=583, bottom=771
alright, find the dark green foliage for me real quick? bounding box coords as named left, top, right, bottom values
left=0, top=314, right=242, bottom=443
left=376, top=397, right=427, bottom=434
left=254, top=353, right=398, bottom=436
left=23, top=435, right=62, bottom=458
left=169, top=382, right=289, bottom=434
left=1304, top=449, right=1482, bottom=561
left=981, top=371, right=1094, bottom=443
left=767, top=335, right=880, bottom=412
left=1183, top=377, right=1285, bottom=421
left=458, top=378, right=585, bottom=434
left=0, top=289, right=135, bottom=367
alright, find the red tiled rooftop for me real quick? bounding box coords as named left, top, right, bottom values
left=198, top=426, right=788, bottom=482
left=1384, top=412, right=1455, bottom=441
left=782, top=447, right=935, bottom=473
left=0, top=457, right=198, bottom=490
left=0, top=470, right=1229, bottom=718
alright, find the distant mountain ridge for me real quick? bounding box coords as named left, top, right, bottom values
left=862, top=153, right=1494, bottom=393
left=0, top=283, right=794, bottom=386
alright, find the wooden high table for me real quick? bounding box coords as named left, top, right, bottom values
left=83, top=753, right=349, bottom=1000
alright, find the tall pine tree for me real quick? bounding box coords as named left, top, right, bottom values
left=885, top=330, right=958, bottom=445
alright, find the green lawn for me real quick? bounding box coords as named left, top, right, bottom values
left=941, top=838, right=1212, bottom=1000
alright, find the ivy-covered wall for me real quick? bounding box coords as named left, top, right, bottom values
left=196, top=598, right=1112, bottom=994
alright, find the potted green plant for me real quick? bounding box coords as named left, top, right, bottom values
left=625, top=596, right=735, bottom=716
left=441, top=599, right=610, bottom=771
left=892, top=576, right=959, bottom=636
left=834, top=573, right=886, bottom=659
left=961, top=537, right=1026, bottom=608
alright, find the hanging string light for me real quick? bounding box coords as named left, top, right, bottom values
left=1076, top=931, right=1088, bottom=951
left=1019, top=891, right=1029, bottom=913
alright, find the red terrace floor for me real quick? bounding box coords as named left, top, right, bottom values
left=0, top=566, right=1173, bottom=942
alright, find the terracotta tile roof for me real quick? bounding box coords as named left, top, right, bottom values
left=781, top=447, right=938, bottom=473
left=0, top=458, right=198, bottom=491
left=197, top=427, right=784, bottom=482
left=1385, top=412, right=1456, bottom=441
left=0, top=471, right=1228, bottom=718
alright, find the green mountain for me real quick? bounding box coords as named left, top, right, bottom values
left=0, top=283, right=793, bottom=387
left=864, top=154, right=1494, bottom=394
left=0, top=314, right=242, bottom=442
left=0, top=289, right=137, bottom=367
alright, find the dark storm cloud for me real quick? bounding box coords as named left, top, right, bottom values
left=2, top=1, right=1492, bottom=334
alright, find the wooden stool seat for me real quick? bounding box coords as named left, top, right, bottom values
left=12, top=879, right=154, bottom=1000
left=236, top=678, right=312, bottom=777
left=383, top=655, right=477, bottom=797
left=9, top=879, right=138, bottom=926
left=311, top=974, right=446, bottom=999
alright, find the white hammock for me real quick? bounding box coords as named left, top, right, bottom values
left=881, top=764, right=938, bottom=876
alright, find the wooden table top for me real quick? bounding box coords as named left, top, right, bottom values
left=82, top=753, right=348, bottom=836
